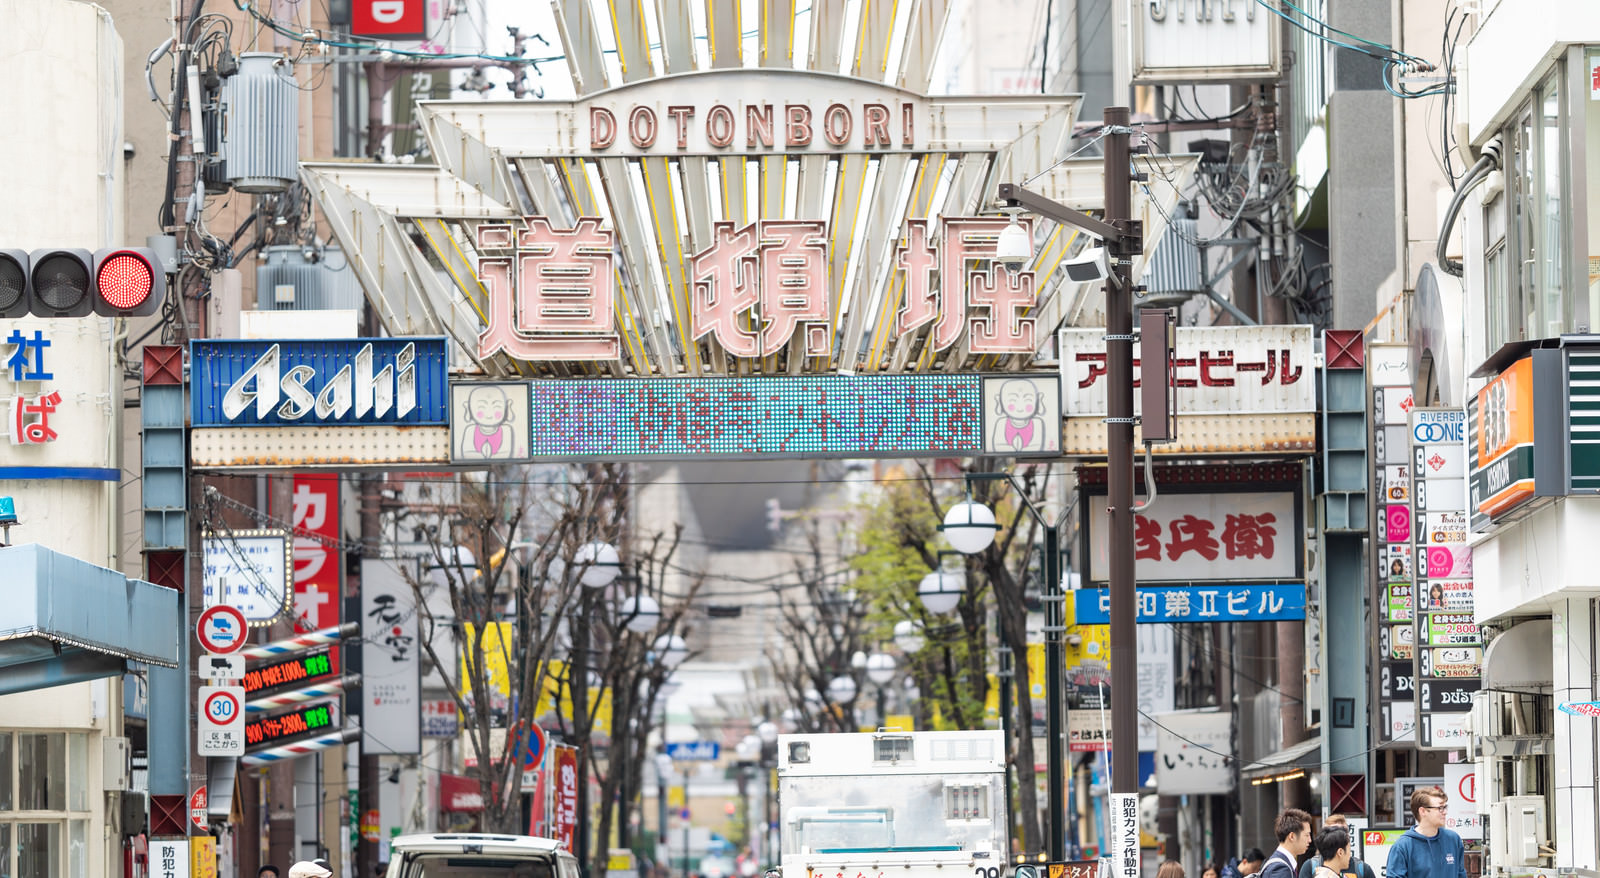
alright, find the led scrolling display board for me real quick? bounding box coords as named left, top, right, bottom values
left=242, top=647, right=337, bottom=698
left=245, top=702, right=336, bottom=749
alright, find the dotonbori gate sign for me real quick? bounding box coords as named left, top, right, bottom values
left=473, top=215, right=1039, bottom=362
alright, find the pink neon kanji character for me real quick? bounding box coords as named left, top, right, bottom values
left=967, top=264, right=1036, bottom=353
left=894, top=219, right=938, bottom=336
left=475, top=217, right=621, bottom=361
left=757, top=221, right=831, bottom=356
left=689, top=222, right=761, bottom=358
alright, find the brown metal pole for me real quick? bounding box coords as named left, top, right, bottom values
left=1103, top=106, right=1140, bottom=799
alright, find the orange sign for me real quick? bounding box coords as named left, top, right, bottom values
left=1474, top=357, right=1536, bottom=517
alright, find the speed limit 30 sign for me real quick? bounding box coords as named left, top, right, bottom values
left=198, top=686, right=245, bottom=756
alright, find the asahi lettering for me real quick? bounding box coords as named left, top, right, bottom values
left=221, top=342, right=417, bottom=423
left=590, top=100, right=915, bottom=152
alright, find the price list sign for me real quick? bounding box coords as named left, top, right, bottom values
left=1371, top=345, right=1416, bottom=744
left=1410, top=407, right=1479, bottom=749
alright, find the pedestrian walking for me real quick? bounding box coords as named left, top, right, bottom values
left=1202, top=863, right=1221, bottom=878
left=259, top=866, right=282, bottom=878
left=1158, top=861, right=1186, bottom=878
left=288, top=861, right=334, bottom=878
left=1297, top=816, right=1376, bottom=878
left=1309, top=825, right=1352, bottom=878
left=1386, top=787, right=1467, bottom=878
left=1261, top=808, right=1314, bottom=878
left=1224, top=848, right=1266, bottom=878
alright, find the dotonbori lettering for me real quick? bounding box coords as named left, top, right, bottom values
left=589, top=102, right=917, bottom=152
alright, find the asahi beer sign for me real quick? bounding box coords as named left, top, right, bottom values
left=191, top=338, right=448, bottom=427
left=189, top=338, right=452, bottom=467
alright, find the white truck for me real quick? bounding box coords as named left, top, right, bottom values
left=776, top=730, right=1011, bottom=878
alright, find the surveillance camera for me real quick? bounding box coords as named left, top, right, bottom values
left=1062, top=246, right=1111, bottom=283
left=995, top=212, right=1032, bottom=273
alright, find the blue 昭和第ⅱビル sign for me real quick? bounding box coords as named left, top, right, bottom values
left=1073, top=583, right=1305, bottom=625
left=190, top=338, right=448, bottom=428
left=664, top=740, right=720, bottom=761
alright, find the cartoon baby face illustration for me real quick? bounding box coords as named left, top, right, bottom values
left=466, top=385, right=510, bottom=428
left=998, top=379, right=1043, bottom=421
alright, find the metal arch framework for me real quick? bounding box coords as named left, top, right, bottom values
left=302, top=2, right=1198, bottom=379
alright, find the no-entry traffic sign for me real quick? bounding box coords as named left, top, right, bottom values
left=198, top=686, right=245, bottom=756
left=197, top=604, right=248, bottom=654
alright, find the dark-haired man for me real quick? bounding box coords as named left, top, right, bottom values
left=1298, top=816, right=1376, bottom=878
left=1260, top=808, right=1314, bottom=878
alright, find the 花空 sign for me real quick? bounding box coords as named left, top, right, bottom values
left=1073, top=583, right=1306, bottom=625
left=190, top=338, right=448, bottom=428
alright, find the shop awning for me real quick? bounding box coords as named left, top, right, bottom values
left=1482, top=618, right=1553, bottom=692
left=0, top=544, right=181, bottom=696
left=439, top=773, right=485, bottom=812
left=1241, top=736, right=1322, bottom=782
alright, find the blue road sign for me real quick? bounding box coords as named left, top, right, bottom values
left=664, top=740, right=720, bottom=761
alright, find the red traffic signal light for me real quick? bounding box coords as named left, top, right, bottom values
left=0, top=247, right=163, bottom=319
left=93, top=248, right=161, bottom=316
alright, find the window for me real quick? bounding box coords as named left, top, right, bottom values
left=872, top=736, right=913, bottom=763
left=1491, top=60, right=1576, bottom=350
left=0, top=732, right=93, bottom=878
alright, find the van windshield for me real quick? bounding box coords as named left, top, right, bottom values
left=402, top=855, right=556, bottom=878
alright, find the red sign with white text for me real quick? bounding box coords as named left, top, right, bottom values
left=351, top=0, right=425, bottom=39
left=552, top=745, right=578, bottom=851
left=291, top=474, right=340, bottom=632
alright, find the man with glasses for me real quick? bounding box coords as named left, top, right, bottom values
left=1387, top=787, right=1467, bottom=878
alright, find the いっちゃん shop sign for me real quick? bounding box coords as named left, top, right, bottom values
left=191, top=338, right=448, bottom=428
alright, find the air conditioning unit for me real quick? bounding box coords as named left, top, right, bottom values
left=103, top=736, right=130, bottom=791
left=1488, top=796, right=1546, bottom=868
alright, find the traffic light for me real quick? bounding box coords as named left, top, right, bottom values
left=0, top=247, right=163, bottom=318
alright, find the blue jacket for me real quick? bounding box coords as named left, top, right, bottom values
left=1386, top=827, right=1466, bottom=878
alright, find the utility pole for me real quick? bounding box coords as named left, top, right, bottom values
left=995, top=105, right=1143, bottom=850
left=1101, top=106, right=1141, bottom=804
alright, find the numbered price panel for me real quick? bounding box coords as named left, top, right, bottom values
left=198, top=686, right=246, bottom=756
left=1371, top=364, right=1417, bottom=745
left=1409, top=407, right=1479, bottom=750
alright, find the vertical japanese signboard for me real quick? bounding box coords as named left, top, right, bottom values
left=552, top=744, right=579, bottom=851
left=1410, top=408, right=1478, bottom=749
left=150, top=839, right=190, bottom=878
left=292, top=474, right=341, bottom=632
left=1111, top=793, right=1140, bottom=878
left=1370, top=345, right=1415, bottom=744
left=361, top=558, right=420, bottom=754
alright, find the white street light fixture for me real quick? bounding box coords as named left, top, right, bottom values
left=917, top=566, right=966, bottom=614
left=803, top=688, right=822, bottom=709
left=653, top=633, right=688, bottom=668
left=757, top=720, right=779, bottom=744
left=941, top=500, right=1000, bottom=555
left=893, top=620, right=925, bottom=653
left=574, top=540, right=621, bottom=588
left=619, top=593, right=661, bottom=633
left=653, top=751, right=674, bottom=781
left=827, top=674, right=858, bottom=703
left=866, top=653, right=897, bottom=686
left=850, top=650, right=868, bottom=670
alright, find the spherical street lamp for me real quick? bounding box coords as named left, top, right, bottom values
left=850, top=650, right=868, bottom=670
left=619, top=593, right=661, bottom=633
left=757, top=720, right=779, bottom=744
left=916, top=566, right=966, bottom=614
left=941, top=499, right=999, bottom=555
left=893, top=620, right=925, bottom=653
left=653, top=633, right=688, bottom=668
left=574, top=540, right=620, bottom=588
left=865, top=653, right=897, bottom=686
left=827, top=674, right=858, bottom=704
